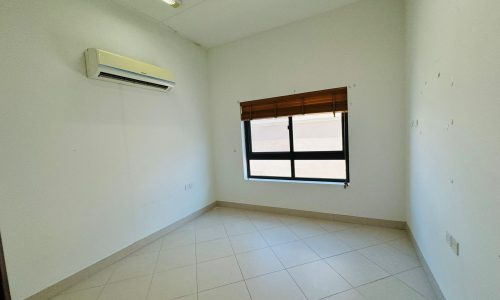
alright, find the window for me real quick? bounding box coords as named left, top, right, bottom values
left=243, top=112, right=349, bottom=183
left=240, top=87, right=349, bottom=184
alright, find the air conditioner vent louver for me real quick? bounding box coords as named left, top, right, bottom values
left=98, top=72, right=170, bottom=90
left=85, top=48, right=175, bottom=92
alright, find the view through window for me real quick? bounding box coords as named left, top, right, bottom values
left=243, top=112, right=349, bottom=183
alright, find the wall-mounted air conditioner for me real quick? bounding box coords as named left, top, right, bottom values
left=84, top=48, right=175, bottom=92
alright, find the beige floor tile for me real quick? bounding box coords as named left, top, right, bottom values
left=171, top=295, right=196, bottom=300
left=356, top=277, right=426, bottom=300
left=288, top=260, right=351, bottom=300
left=129, top=239, right=162, bottom=257
left=224, top=220, right=256, bottom=236
left=236, top=248, right=283, bottom=279
left=246, top=270, right=306, bottom=300
left=194, top=214, right=224, bottom=228
left=155, top=244, right=195, bottom=272
left=335, top=228, right=382, bottom=249
left=326, top=252, right=389, bottom=287
left=271, top=241, right=320, bottom=268
left=52, top=287, right=102, bottom=300
left=58, top=208, right=433, bottom=300
left=361, top=227, right=408, bottom=243
left=359, top=244, right=420, bottom=274
left=161, top=230, right=195, bottom=250
left=229, top=231, right=268, bottom=253
left=260, top=226, right=298, bottom=246
left=198, top=281, right=251, bottom=300
left=396, top=267, right=437, bottom=300
left=250, top=216, right=284, bottom=230
left=387, top=237, right=418, bottom=258
left=303, top=233, right=352, bottom=258
left=147, top=265, right=196, bottom=300
left=175, top=222, right=195, bottom=233
left=99, top=276, right=151, bottom=300
left=220, top=213, right=249, bottom=224
left=62, top=266, right=114, bottom=293
left=315, top=220, right=359, bottom=233
left=276, top=215, right=311, bottom=225
left=322, top=289, right=366, bottom=300
left=195, top=224, right=227, bottom=242
left=108, top=253, right=157, bottom=283
left=197, top=256, right=243, bottom=291
left=196, top=238, right=234, bottom=262
left=289, top=222, right=328, bottom=238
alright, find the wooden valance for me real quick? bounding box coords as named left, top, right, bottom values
left=240, top=87, right=348, bottom=121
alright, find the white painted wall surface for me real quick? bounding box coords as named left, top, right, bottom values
left=0, top=1, right=213, bottom=299
left=405, top=0, right=500, bottom=299
left=208, top=0, right=406, bottom=221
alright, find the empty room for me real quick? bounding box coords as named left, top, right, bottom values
left=0, top=0, right=499, bottom=299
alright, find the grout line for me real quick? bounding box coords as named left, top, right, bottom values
left=144, top=241, right=163, bottom=300
left=317, top=288, right=368, bottom=300
left=92, top=286, right=106, bottom=300
left=196, top=280, right=250, bottom=296
left=393, top=267, right=434, bottom=300
left=343, top=265, right=429, bottom=298
left=264, top=232, right=308, bottom=300
left=95, top=260, right=121, bottom=299
left=191, top=220, right=413, bottom=272
left=355, top=241, right=421, bottom=275
left=306, top=242, right=355, bottom=291
left=61, top=208, right=423, bottom=300
left=221, top=221, right=253, bottom=299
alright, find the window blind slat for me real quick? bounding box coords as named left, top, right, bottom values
left=240, top=87, right=348, bottom=121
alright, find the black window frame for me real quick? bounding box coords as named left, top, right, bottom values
left=244, top=112, right=350, bottom=184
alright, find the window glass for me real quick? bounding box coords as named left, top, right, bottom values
left=250, top=117, right=289, bottom=152
left=292, top=113, right=343, bottom=151
left=294, top=160, right=346, bottom=179
left=249, top=160, right=291, bottom=177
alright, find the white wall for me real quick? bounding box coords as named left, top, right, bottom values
left=208, top=0, right=406, bottom=221
left=0, top=1, right=213, bottom=299
left=405, top=0, right=500, bottom=299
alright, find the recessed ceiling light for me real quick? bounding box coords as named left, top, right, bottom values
left=163, top=0, right=182, bottom=8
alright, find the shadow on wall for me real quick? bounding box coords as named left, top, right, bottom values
left=1, top=234, right=12, bottom=300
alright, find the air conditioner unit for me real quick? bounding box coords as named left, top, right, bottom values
left=84, top=48, right=175, bottom=92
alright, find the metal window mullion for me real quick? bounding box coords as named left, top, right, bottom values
left=244, top=121, right=252, bottom=178
left=343, top=113, right=350, bottom=184
left=288, top=116, right=295, bottom=178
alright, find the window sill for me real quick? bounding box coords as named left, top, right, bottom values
left=246, top=177, right=348, bottom=186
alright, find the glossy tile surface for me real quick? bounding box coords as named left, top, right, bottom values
left=52, top=207, right=436, bottom=300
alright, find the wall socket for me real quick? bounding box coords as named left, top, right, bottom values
left=446, top=231, right=460, bottom=256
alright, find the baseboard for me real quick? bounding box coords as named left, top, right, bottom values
left=216, top=201, right=406, bottom=229
left=26, top=202, right=216, bottom=300
left=407, top=227, right=446, bottom=300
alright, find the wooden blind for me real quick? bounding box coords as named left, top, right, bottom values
left=240, top=87, right=348, bottom=121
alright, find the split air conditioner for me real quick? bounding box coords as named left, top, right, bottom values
left=84, top=48, right=175, bottom=92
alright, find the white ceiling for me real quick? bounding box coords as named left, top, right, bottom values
left=113, top=0, right=360, bottom=48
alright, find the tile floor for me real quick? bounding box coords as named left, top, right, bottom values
left=52, top=207, right=437, bottom=300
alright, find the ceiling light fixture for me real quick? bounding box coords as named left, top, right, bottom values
left=163, top=0, right=182, bottom=8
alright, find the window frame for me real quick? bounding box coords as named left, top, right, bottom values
left=243, top=112, right=350, bottom=184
